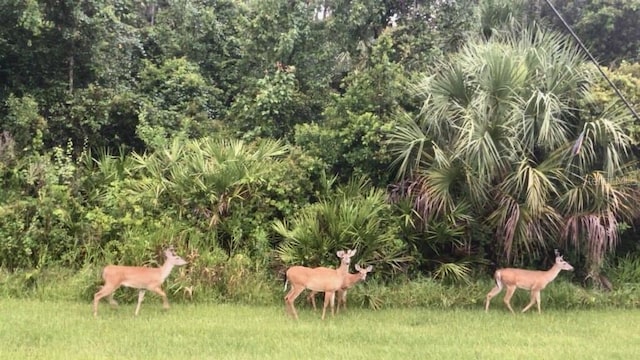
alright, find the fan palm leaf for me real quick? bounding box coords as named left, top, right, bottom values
left=125, top=137, right=288, bottom=225
left=390, top=23, right=639, bottom=270
left=275, top=178, right=412, bottom=274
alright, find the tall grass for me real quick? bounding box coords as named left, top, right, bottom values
left=2, top=266, right=640, bottom=310
left=605, top=254, right=640, bottom=286
left=1, top=299, right=639, bottom=360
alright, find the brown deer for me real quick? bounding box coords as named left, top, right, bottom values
left=485, top=250, right=574, bottom=314
left=306, top=264, right=373, bottom=312
left=93, top=248, right=187, bottom=317
left=283, top=249, right=356, bottom=320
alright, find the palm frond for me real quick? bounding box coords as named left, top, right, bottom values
left=563, top=212, right=618, bottom=271
left=454, top=104, right=508, bottom=184
left=414, top=152, right=463, bottom=221
left=523, top=90, right=571, bottom=151
left=275, top=182, right=411, bottom=274
left=388, top=112, right=432, bottom=179
left=433, top=261, right=473, bottom=284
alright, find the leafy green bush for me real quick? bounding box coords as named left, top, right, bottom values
left=604, top=254, right=640, bottom=286
left=0, top=142, right=87, bottom=269
left=214, top=253, right=279, bottom=305
left=136, top=57, right=222, bottom=144
left=274, top=177, right=412, bottom=276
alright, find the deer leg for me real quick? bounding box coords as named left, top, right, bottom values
left=503, top=285, right=517, bottom=314
left=306, top=291, right=318, bottom=311
left=337, top=289, right=347, bottom=313
left=521, top=290, right=539, bottom=313
left=535, top=291, right=542, bottom=313
left=330, top=292, right=336, bottom=318
left=484, top=283, right=503, bottom=312
left=93, top=284, right=118, bottom=317
left=134, top=290, right=146, bottom=316
left=284, top=289, right=293, bottom=317
left=149, top=286, right=170, bottom=309
left=285, top=286, right=305, bottom=320
left=322, top=291, right=336, bottom=320
left=338, top=290, right=347, bottom=310
left=108, top=293, right=118, bottom=307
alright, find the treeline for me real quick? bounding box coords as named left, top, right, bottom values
left=1, top=0, right=640, bottom=294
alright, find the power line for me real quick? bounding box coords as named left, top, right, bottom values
left=542, top=0, right=640, bottom=155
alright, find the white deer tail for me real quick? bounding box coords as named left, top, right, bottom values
left=494, top=270, right=504, bottom=289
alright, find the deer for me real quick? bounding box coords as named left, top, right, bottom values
left=283, top=249, right=357, bottom=320
left=306, top=264, right=373, bottom=312
left=485, top=250, right=574, bottom=314
left=93, top=247, right=188, bottom=317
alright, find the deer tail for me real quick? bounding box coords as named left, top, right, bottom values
left=494, top=270, right=504, bottom=289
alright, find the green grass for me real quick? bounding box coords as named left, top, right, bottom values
left=1, top=299, right=638, bottom=359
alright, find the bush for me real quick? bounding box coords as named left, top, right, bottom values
left=2, top=265, right=640, bottom=310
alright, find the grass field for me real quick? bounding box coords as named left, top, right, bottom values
left=1, top=298, right=638, bottom=359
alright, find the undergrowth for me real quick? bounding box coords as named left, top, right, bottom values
left=1, top=264, right=639, bottom=311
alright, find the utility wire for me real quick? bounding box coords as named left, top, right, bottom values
left=542, top=0, right=640, bottom=154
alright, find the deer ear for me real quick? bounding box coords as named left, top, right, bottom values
left=336, top=250, right=345, bottom=257
left=355, top=264, right=362, bottom=271
left=348, top=249, right=357, bottom=256
left=365, top=265, right=373, bottom=272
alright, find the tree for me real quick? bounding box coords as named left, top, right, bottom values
left=294, top=31, right=409, bottom=186
left=390, top=24, right=639, bottom=278
left=538, top=0, right=640, bottom=65
left=386, top=0, right=479, bottom=72
left=585, top=61, right=640, bottom=151
left=0, top=0, right=150, bottom=151
left=135, top=57, right=222, bottom=145
left=227, top=63, right=308, bottom=141
left=146, top=0, right=246, bottom=108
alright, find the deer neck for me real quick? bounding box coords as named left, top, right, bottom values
left=544, top=263, right=563, bottom=283
left=159, top=261, right=175, bottom=282
left=336, top=260, right=350, bottom=276
left=342, top=272, right=362, bottom=288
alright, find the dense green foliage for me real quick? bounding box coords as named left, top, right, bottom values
left=1, top=0, right=640, bottom=301
left=539, top=0, right=640, bottom=65
left=390, top=24, right=639, bottom=277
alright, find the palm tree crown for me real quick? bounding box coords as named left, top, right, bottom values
left=390, top=25, right=639, bottom=275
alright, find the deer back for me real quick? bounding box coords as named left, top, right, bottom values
left=102, top=265, right=164, bottom=288
left=286, top=266, right=345, bottom=292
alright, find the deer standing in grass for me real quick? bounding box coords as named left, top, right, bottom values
left=485, top=250, right=574, bottom=314
left=93, top=248, right=187, bottom=317
left=284, top=249, right=356, bottom=320
left=306, top=264, right=373, bottom=312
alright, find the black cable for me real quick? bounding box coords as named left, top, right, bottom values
left=542, top=0, right=640, bottom=154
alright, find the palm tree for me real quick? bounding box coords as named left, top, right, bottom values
left=128, top=136, right=288, bottom=229
left=390, top=24, right=639, bottom=278
left=274, top=177, right=413, bottom=275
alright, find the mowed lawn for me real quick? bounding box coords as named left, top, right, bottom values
left=0, top=298, right=637, bottom=360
